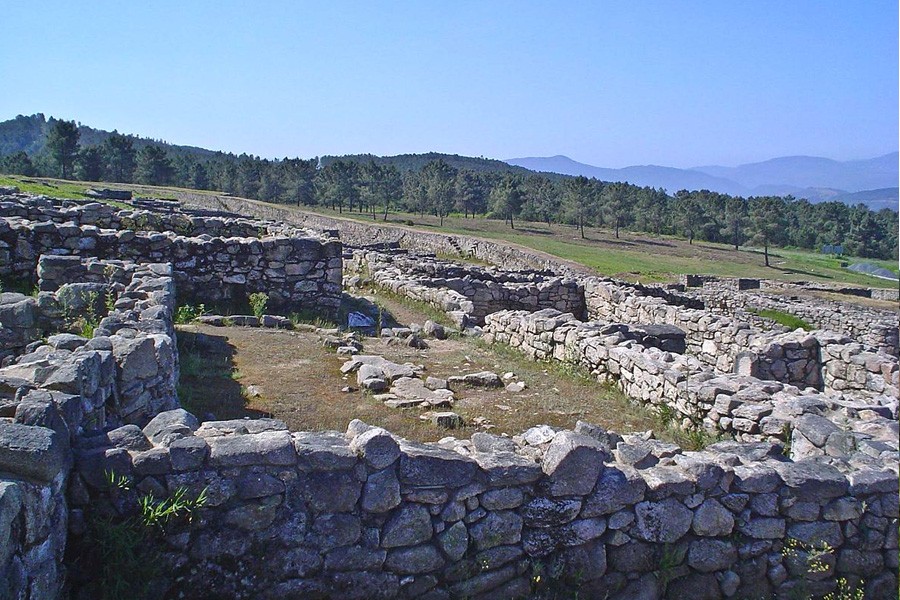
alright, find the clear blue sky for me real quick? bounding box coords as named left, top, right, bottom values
left=1, top=1, right=897, bottom=168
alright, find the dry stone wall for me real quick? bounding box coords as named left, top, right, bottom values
left=65, top=410, right=899, bottom=600
left=581, top=278, right=899, bottom=398
left=0, top=192, right=342, bottom=316
left=684, top=278, right=899, bottom=357
left=484, top=310, right=897, bottom=452
left=347, top=250, right=585, bottom=325
left=0, top=260, right=179, bottom=599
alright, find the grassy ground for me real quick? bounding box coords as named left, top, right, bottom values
left=174, top=289, right=693, bottom=444
left=748, top=308, right=813, bottom=331
left=264, top=203, right=900, bottom=288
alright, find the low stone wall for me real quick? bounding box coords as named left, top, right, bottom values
left=0, top=193, right=299, bottom=239
left=483, top=310, right=898, bottom=454
left=62, top=409, right=898, bottom=599
left=584, top=279, right=759, bottom=371
left=0, top=195, right=342, bottom=316
left=871, top=287, right=900, bottom=302
left=1, top=260, right=179, bottom=430
left=582, top=278, right=899, bottom=397
left=685, top=278, right=899, bottom=357
left=347, top=250, right=585, bottom=325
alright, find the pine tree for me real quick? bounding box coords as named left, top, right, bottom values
left=46, top=119, right=80, bottom=178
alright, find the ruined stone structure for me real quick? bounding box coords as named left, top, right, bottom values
left=0, top=191, right=897, bottom=599
left=346, top=250, right=585, bottom=326
left=0, top=193, right=342, bottom=315
left=681, top=277, right=899, bottom=357
left=2, top=259, right=179, bottom=598
left=580, top=278, right=898, bottom=399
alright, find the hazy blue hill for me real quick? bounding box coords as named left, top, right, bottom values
left=694, top=153, right=899, bottom=192
left=507, top=153, right=898, bottom=209
left=506, top=155, right=747, bottom=194
left=829, top=187, right=899, bottom=211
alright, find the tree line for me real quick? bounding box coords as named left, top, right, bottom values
left=1, top=119, right=896, bottom=261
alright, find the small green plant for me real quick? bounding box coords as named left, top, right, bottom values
left=248, top=292, right=269, bottom=318
left=104, top=288, right=117, bottom=313
left=174, top=303, right=207, bottom=324
left=87, top=472, right=207, bottom=599
left=749, top=308, right=812, bottom=330
left=655, top=403, right=677, bottom=428
left=655, top=543, right=686, bottom=587
left=58, top=288, right=102, bottom=339
left=138, top=486, right=208, bottom=531
left=823, top=577, right=865, bottom=600
left=782, top=422, right=794, bottom=456
left=782, top=537, right=844, bottom=598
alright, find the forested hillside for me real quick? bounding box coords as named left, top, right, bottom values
left=1, top=114, right=896, bottom=260
left=320, top=152, right=541, bottom=176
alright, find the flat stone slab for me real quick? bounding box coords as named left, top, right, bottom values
left=341, top=356, right=420, bottom=382
left=389, top=377, right=454, bottom=408
left=448, top=371, right=502, bottom=388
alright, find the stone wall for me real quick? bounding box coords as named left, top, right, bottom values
left=483, top=309, right=898, bottom=447
left=0, top=261, right=179, bottom=599
left=581, top=278, right=899, bottom=397
left=1, top=259, right=179, bottom=430
left=683, top=278, right=899, bottom=357
left=0, top=193, right=343, bottom=316
left=63, top=409, right=899, bottom=599
left=347, top=250, right=585, bottom=325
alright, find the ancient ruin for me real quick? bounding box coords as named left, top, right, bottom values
left=0, top=189, right=897, bottom=599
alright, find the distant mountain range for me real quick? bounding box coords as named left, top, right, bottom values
left=506, top=154, right=899, bottom=211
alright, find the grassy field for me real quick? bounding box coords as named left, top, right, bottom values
left=3, top=173, right=897, bottom=288
left=292, top=204, right=899, bottom=288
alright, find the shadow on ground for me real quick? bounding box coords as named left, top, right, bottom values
left=176, top=329, right=271, bottom=420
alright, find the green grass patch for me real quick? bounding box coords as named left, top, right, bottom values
left=750, top=308, right=813, bottom=330
left=360, top=286, right=456, bottom=329
left=292, top=204, right=897, bottom=288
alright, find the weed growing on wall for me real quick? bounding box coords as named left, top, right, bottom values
left=174, top=303, right=207, bottom=324
left=249, top=291, right=269, bottom=318
left=83, top=471, right=207, bottom=599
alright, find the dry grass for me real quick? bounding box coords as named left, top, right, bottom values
left=175, top=289, right=667, bottom=443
